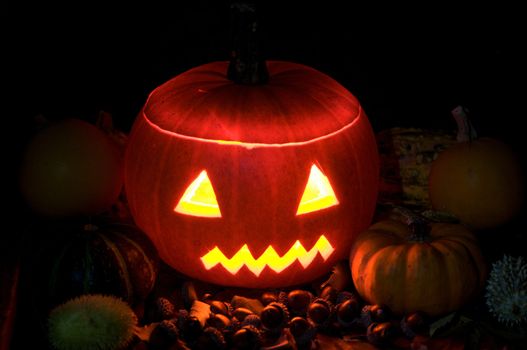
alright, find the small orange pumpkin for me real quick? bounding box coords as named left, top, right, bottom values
left=349, top=217, right=486, bottom=316
left=429, top=138, right=524, bottom=230
left=428, top=106, right=524, bottom=230
left=19, top=118, right=123, bottom=217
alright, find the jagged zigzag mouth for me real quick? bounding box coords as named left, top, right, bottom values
left=200, top=235, right=335, bottom=276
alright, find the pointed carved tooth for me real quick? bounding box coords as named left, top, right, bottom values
left=200, top=235, right=335, bottom=276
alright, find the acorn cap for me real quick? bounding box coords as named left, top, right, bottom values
left=232, top=325, right=263, bottom=350
left=195, top=327, right=226, bottom=350
left=241, top=314, right=262, bottom=329
left=336, top=298, right=361, bottom=325
left=286, top=290, right=313, bottom=317
left=261, top=302, right=290, bottom=331
left=288, top=317, right=317, bottom=345
left=155, top=297, right=176, bottom=321
left=307, top=298, right=333, bottom=327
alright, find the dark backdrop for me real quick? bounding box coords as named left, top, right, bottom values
left=6, top=1, right=525, bottom=217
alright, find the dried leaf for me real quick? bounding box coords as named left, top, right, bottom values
left=429, top=312, right=457, bottom=337
left=133, top=323, right=158, bottom=342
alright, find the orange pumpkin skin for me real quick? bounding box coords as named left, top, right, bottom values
left=349, top=220, right=486, bottom=317
left=20, top=119, right=123, bottom=217
left=125, top=61, right=379, bottom=288
left=429, top=138, right=524, bottom=230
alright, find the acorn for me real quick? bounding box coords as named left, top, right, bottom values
left=207, top=313, right=232, bottom=331
left=181, top=316, right=203, bottom=343
left=286, top=290, right=313, bottom=317
left=149, top=319, right=180, bottom=350
left=195, top=327, right=226, bottom=350
left=360, top=304, right=391, bottom=327
left=366, top=322, right=399, bottom=346
left=261, top=302, right=289, bottom=331
left=336, top=291, right=357, bottom=304
left=232, top=325, right=262, bottom=350
left=289, top=317, right=317, bottom=347
left=176, top=309, right=189, bottom=330
left=209, top=300, right=231, bottom=317
left=307, top=298, right=333, bottom=328
left=232, top=307, right=254, bottom=322
left=223, top=317, right=242, bottom=345
left=336, top=298, right=361, bottom=326
left=261, top=291, right=278, bottom=306
left=400, top=311, right=428, bottom=339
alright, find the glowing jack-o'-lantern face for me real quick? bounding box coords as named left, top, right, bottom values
left=176, top=164, right=338, bottom=276
left=125, top=61, right=379, bottom=288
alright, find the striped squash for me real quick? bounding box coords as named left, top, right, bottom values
left=46, top=223, right=158, bottom=307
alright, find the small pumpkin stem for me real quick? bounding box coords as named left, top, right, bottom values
left=452, top=105, right=478, bottom=142
left=227, top=2, right=269, bottom=85
left=392, top=207, right=430, bottom=242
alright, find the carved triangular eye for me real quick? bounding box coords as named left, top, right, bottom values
left=175, top=170, right=222, bottom=218
left=296, top=164, right=339, bottom=215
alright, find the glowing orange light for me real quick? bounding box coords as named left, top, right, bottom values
left=175, top=170, right=222, bottom=217
left=201, top=235, right=335, bottom=276
left=296, top=164, right=339, bottom=215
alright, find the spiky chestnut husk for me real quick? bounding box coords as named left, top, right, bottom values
left=485, top=255, right=527, bottom=326
left=48, top=295, right=137, bottom=350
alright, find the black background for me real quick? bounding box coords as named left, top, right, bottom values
left=5, top=2, right=525, bottom=244
left=7, top=2, right=524, bottom=134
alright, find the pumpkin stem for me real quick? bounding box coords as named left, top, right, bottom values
left=452, top=105, right=478, bottom=142
left=393, top=207, right=431, bottom=242
left=227, top=2, right=269, bottom=85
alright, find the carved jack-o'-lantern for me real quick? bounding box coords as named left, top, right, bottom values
left=124, top=60, right=379, bottom=287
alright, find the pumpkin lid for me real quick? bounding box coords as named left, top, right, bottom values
left=142, top=61, right=363, bottom=145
